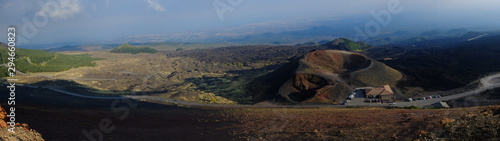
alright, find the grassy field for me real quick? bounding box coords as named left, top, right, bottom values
left=0, top=66, right=8, bottom=78
left=14, top=53, right=100, bottom=73
left=351, top=61, right=402, bottom=87
left=110, top=43, right=158, bottom=54
left=0, top=47, right=100, bottom=73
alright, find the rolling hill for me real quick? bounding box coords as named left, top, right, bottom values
left=248, top=50, right=402, bottom=104
left=382, top=34, right=500, bottom=97
left=110, top=43, right=158, bottom=54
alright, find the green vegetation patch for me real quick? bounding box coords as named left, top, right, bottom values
left=185, top=76, right=253, bottom=104
left=110, top=43, right=158, bottom=54
left=15, top=53, right=100, bottom=73
left=0, top=47, right=101, bottom=73
left=352, top=61, right=402, bottom=87
left=0, top=48, right=54, bottom=65
left=338, top=38, right=371, bottom=51
left=16, top=48, right=55, bottom=65
left=0, top=66, right=9, bottom=77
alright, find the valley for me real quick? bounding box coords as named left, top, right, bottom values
left=6, top=34, right=500, bottom=106
left=2, top=32, right=500, bottom=141
left=3, top=1, right=500, bottom=140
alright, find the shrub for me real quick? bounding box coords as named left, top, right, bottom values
left=403, top=105, right=419, bottom=109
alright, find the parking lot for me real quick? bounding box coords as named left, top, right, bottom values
left=343, top=73, right=500, bottom=107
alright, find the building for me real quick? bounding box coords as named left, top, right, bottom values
left=365, top=85, right=395, bottom=103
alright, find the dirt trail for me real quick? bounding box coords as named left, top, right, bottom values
left=1, top=63, right=116, bottom=80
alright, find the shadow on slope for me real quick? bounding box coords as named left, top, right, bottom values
left=384, top=35, right=500, bottom=93
left=0, top=83, right=233, bottom=141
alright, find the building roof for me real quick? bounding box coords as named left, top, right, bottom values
left=366, top=85, right=394, bottom=96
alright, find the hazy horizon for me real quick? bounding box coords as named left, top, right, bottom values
left=1, top=0, right=500, bottom=45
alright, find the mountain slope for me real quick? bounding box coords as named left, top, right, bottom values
left=383, top=34, right=500, bottom=97
left=249, top=50, right=402, bottom=104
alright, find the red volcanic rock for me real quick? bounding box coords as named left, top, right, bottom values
left=0, top=106, right=45, bottom=141
left=0, top=106, right=6, bottom=127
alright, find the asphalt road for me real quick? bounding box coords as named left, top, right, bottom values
left=347, top=73, right=500, bottom=107
left=11, top=69, right=500, bottom=108
left=1, top=63, right=116, bottom=81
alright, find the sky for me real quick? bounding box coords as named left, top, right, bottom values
left=1, top=0, right=500, bottom=45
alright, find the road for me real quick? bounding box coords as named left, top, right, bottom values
left=402, top=73, right=500, bottom=107
left=1, top=64, right=116, bottom=81
left=347, top=73, right=500, bottom=107
left=10, top=68, right=500, bottom=108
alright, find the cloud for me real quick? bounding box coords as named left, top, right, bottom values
left=144, top=0, right=166, bottom=12
left=37, top=0, right=82, bottom=19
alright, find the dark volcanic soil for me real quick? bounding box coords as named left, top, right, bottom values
left=2, top=85, right=497, bottom=140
